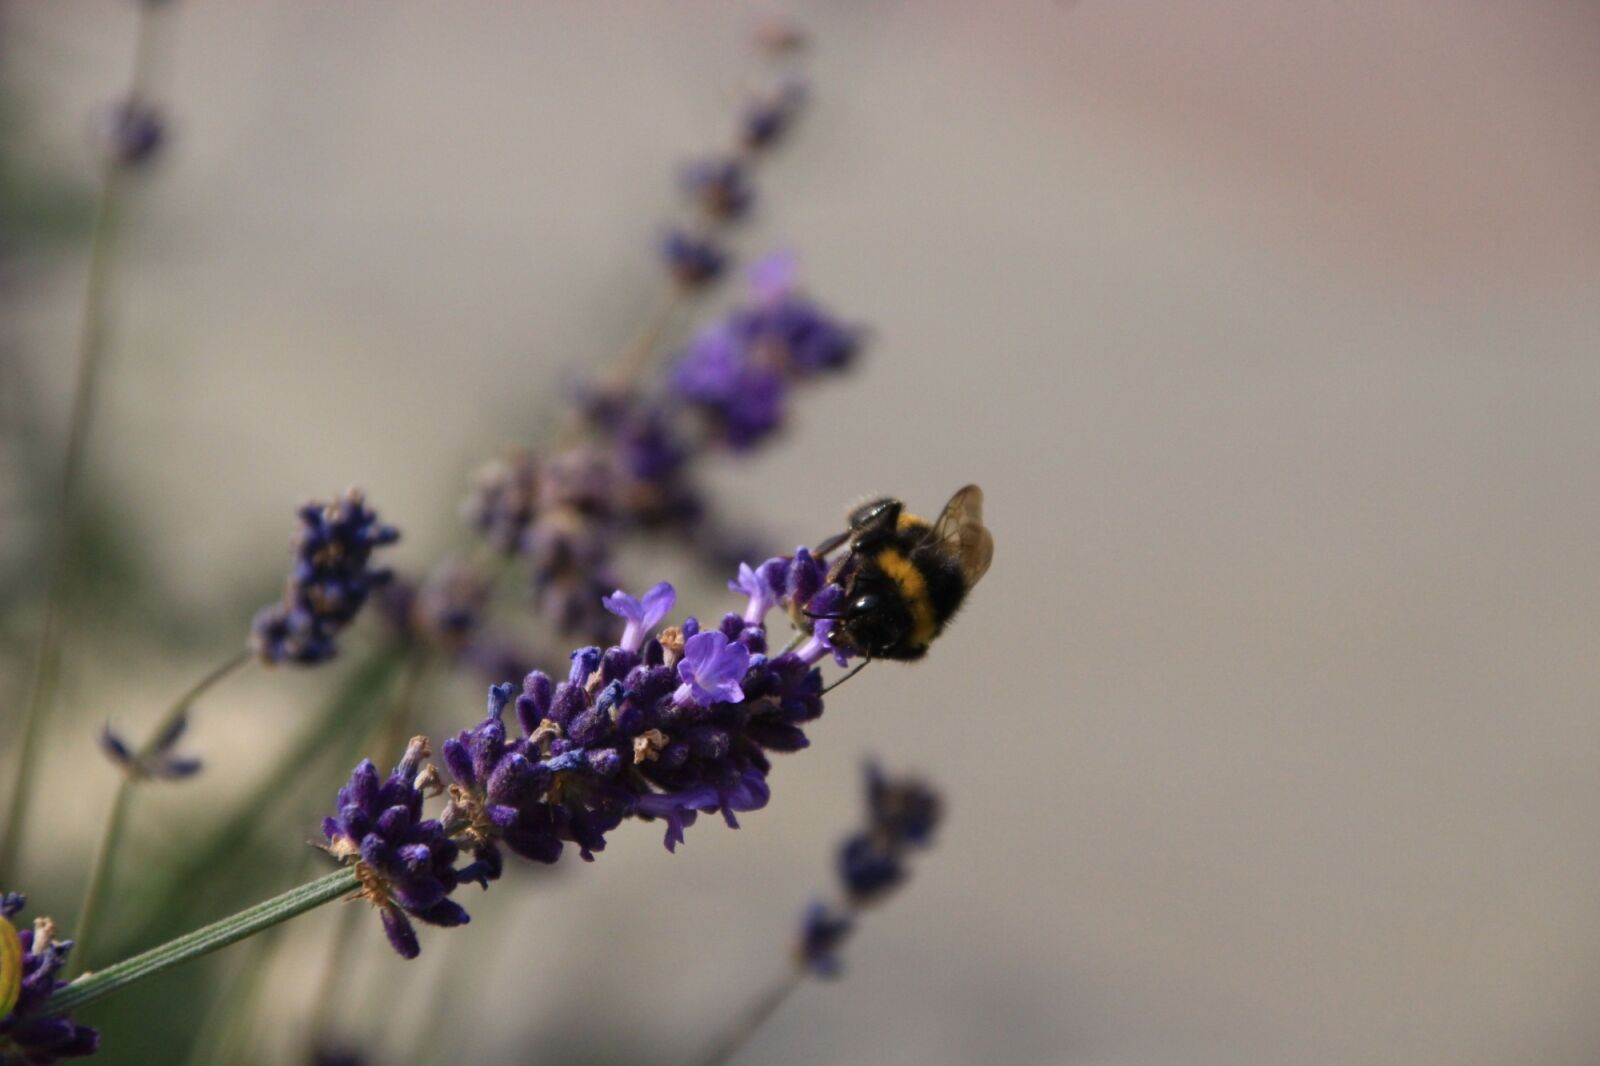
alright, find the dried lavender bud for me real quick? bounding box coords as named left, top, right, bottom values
left=251, top=490, right=399, bottom=666
left=0, top=894, right=100, bottom=1063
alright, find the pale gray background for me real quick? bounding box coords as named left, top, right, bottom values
left=8, top=2, right=1600, bottom=1064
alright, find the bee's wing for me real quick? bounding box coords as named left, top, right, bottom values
left=927, top=484, right=993, bottom=586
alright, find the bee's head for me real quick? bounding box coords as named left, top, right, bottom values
left=831, top=590, right=913, bottom=660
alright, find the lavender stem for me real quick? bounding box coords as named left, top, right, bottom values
left=0, top=0, right=172, bottom=887
left=70, top=648, right=253, bottom=977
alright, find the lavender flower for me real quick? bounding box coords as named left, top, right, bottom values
left=682, top=156, right=755, bottom=221
left=462, top=448, right=540, bottom=556
left=0, top=895, right=100, bottom=1063
left=94, top=98, right=164, bottom=169
left=838, top=762, right=941, bottom=904
left=794, top=762, right=943, bottom=977
left=323, top=553, right=852, bottom=957
left=322, top=738, right=473, bottom=960
left=602, top=581, right=676, bottom=653
left=661, top=229, right=728, bottom=290
left=380, top=558, right=491, bottom=653
left=96, top=714, right=201, bottom=782
left=797, top=901, right=853, bottom=979
left=740, top=79, right=807, bottom=153
left=671, top=257, right=861, bottom=450
left=251, top=490, right=400, bottom=666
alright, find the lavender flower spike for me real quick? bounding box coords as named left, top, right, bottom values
left=251, top=489, right=400, bottom=666
left=602, top=582, right=676, bottom=653
left=0, top=894, right=100, bottom=1062
left=673, top=630, right=751, bottom=708
left=326, top=543, right=870, bottom=956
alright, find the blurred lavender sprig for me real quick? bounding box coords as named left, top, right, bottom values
left=800, top=762, right=943, bottom=976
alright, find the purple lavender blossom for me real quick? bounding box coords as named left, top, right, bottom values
left=730, top=557, right=789, bottom=626
left=661, top=229, right=728, bottom=289
left=603, top=582, right=676, bottom=653
left=673, top=630, right=752, bottom=707
left=797, top=900, right=853, bottom=978
left=0, top=895, right=100, bottom=1063
left=462, top=448, right=540, bottom=555
left=323, top=553, right=858, bottom=957
left=792, top=762, right=944, bottom=978
left=740, top=79, right=807, bottom=152
left=380, top=559, right=491, bottom=652
left=838, top=761, right=942, bottom=903
left=322, top=738, right=473, bottom=959
left=251, top=490, right=400, bottom=666
left=670, top=260, right=861, bottom=450
left=682, top=155, right=755, bottom=221
left=96, top=714, right=201, bottom=782
left=672, top=324, right=788, bottom=449
left=94, top=97, right=164, bottom=168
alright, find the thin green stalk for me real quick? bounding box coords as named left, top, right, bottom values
left=115, top=647, right=404, bottom=951
left=189, top=845, right=322, bottom=1066
left=49, top=868, right=359, bottom=1017
left=694, top=968, right=805, bottom=1066
left=0, top=0, right=170, bottom=888
left=70, top=649, right=253, bottom=976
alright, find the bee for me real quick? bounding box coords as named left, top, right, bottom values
left=813, top=484, right=994, bottom=662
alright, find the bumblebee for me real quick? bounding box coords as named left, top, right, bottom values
left=813, top=484, right=994, bottom=661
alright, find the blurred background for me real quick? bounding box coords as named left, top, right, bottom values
left=4, top=2, right=1600, bottom=1064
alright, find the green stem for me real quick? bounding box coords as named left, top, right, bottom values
left=0, top=0, right=170, bottom=889
left=69, top=649, right=253, bottom=977
left=50, top=868, right=358, bottom=1017
left=116, top=647, right=403, bottom=951
left=694, top=968, right=805, bottom=1066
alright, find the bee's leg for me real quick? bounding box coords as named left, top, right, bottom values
left=813, top=529, right=851, bottom=558
left=821, top=660, right=871, bottom=695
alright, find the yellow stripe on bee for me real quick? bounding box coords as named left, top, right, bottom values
left=895, top=513, right=927, bottom=533
left=873, top=548, right=938, bottom=648
left=0, top=914, right=21, bottom=1020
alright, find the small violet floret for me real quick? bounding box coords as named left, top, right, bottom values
left=602, top=581, right=676, bottom=653
left=673, top=630, right=751, bottom=708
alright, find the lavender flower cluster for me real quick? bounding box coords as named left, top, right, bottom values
left=0, top=895, right=98, bottom=1065
left=798, top=763, right=943, bottom=978
left=461, top=257, right=860, bottom=649
left=250, top=490, right=400, bottom=665
left=324, top=549, right=853, bottom=958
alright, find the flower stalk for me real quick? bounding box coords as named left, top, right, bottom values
left=46, top=868, right=359, bottom=1018
left=0, top=0, right=174, bottom=888
left=70, top=649, right=253, bottom=977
